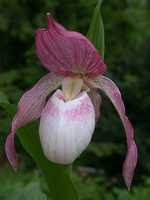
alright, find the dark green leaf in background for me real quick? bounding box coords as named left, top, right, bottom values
left=0, top=91, right=16, bottom=116
left=0, top=167, right=47, bottom=200
left=87, top=0, right=105, bottom=59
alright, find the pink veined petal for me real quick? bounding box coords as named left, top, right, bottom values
left=88, top=89, right=101, bottom=122
left=36, top=15, right=106, bottom=77
left=5, top=73, right=61, bottom=170
left=89, top=75, right=138, bottom=189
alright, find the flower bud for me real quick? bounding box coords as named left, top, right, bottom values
left=39, top=89, right=95, bottom=164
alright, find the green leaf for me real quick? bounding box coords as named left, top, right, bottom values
left=0, top=91, right=16, bottom=116
left=0, top=92, right=79, bottom=200
left=18, top=123, right=79, bottom=200
left=87, top=0, right=105, bottom=59
left=0, top=166, right=47, bottom=200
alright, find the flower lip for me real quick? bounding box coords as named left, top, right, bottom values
left=39, top=88, right=95, bottom=164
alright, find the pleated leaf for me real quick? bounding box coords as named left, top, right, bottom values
left=87, top=0, right=105, bottom=59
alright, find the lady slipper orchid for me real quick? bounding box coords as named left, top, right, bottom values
left=5, top=14, right=137, bottom=189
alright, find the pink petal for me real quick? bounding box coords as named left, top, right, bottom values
left=90, top=75, right=138, bottom=189
left=5, top=73, right=61, bottom=170
left=88, top=89, right=101, bottom=122
left=36, top=15, right=106, bottom=77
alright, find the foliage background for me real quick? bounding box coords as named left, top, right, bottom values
left=0, top=0, right=150, bottom=199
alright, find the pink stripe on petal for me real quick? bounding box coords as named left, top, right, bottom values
left=88, top=89, right=101, bottom=122
left=5, top=73, right=61, bottom=170
left=36, top=15, right=106, bottom=77
left=90, top=75, right=138, bottom=189
left=5, top=134, right=17, bottom=170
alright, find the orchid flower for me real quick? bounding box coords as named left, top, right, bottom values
left=5, top=14, right=137, bottom=189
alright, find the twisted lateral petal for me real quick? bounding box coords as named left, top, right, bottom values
left=36, top=15, right=106, bottom=77
left=90, top=75, right=138, bottom=189
left=39, top=89, right=95, bottom=164
left=88, top=89, right=101, bottom=122
left=5, top=73, right=61, bottom=170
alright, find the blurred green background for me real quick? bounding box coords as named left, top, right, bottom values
left=0, top=0, right=150, bottom=199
